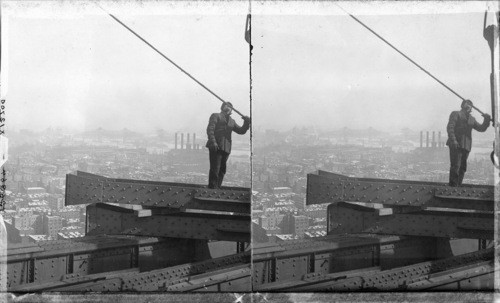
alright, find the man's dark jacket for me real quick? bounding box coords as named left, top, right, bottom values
left=446, top=110, right=489, bottom=151
left=206, top=112, right=249, bottom=154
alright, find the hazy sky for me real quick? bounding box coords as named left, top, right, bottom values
left=3, top=1, right=251, bottom=134
left=252, top=1, right=498, bottom=135
left=2, top=1, right=499, bottom=139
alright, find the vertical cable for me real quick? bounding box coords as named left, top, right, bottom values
left=246, top=0, right=254, bottom=276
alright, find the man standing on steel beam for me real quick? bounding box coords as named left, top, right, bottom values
left=206, top=102, right=250, bottom=189
left=446, top=99, right=491, bottom=186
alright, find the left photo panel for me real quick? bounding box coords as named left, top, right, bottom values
left=1, top=0, right=252, bottom=293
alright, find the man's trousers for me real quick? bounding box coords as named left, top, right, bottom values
left=449, top=146, right=469, bottom=187
left=208, top=149, right=230, bottom=189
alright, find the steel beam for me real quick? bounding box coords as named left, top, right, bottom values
left=308, top=247, right=494, bottom=291
left=87, top=203, right=250, bottom=242
left=12, top=252, right=250, bottom=292
left=255, top=266, right=381, bottom=291
left=66, top=171, right=250, bottom=214
left=162, top=265, right=251, bottom=292
left=406, top=261, right=494, bottom=290
left=252, top=234, right=440, bottom=288
left=3, top=235, right=199, bottom=290
left=255, top=248, right=493, bottom=291
left=327, top=202, right=493, bottom=239
left=307, top=171, right=494, bottom=211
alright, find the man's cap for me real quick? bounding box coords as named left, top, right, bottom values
left=221, top=102, right=233, bottom=110
left=461, top=99, right=473, bottom=108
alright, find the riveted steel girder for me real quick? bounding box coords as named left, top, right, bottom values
left=162, top=265, right=251, bottom=292
left=307, top=171, right=494, bottom=211
left=66, top=171, right=250, bottom=214
left=19, top=252, right=250, bottom=292
left=3, top=235, right=194, bottom=290
left=87, top=203, right=250, bottom=242
left=256, top=248, right=493, bottom=291
left=255, top=266, right=381, bottom=291
left=406, top=261, right=494, bottom=290
left=308, top=247, right=494, bottom=291
left=327, top=202, right=493, bottom=239
left=252, top=234, right=439, bottom=287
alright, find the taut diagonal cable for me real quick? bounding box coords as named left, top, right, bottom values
left=95, top=2, right=244, bottom=117
left=335, top=3, right=486, bottom=115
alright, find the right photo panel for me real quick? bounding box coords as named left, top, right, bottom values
left=251, top=1, right=498, bottom=295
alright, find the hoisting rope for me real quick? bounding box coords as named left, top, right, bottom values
left=483, top=9, right=500, bottom=167
left=334, top=3, right=488, bottom=116
left=94, top=2, right=246, bottom=117
left=246, top=1, right=254, bottom=226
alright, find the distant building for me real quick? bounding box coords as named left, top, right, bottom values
left=47, top=194, right=65, bottom=210
left=4, top=221, right=22, bottom=243
left=311, top=217, right=327, bottom=226
left=3, top=209, right=17, bottom=221
left=293, top=215, right=310, bottom=237
left=48, top=178, right=65, bottom=194
left=263, top=208, right=280, bottom=217
left=28, top=235, right=54, bottom=243
left=57, top=207, right=80, bottom=221
left=259, top=214, right=285, bottom=230
left=281, top=213, right=310, bottom=238
left=58, top=231, right=85, bottom=240
left=305, top=205, right=327, bottom=218
left=18, top=228, right=36, bottom=238
left=253, top=209, right=264, bottom=218
left=275, top=234, right=300, bottom=242
left=14, top=200, right=30, bottom=211
left=12, top=214, right=40, bottom=232
left=26, top=187, right=47, bottom=195
left=42, top=215, right=64, bottom=238
left=80, top=208, right=86, bottom=222
left=304, top=230, right=327, bottom=239
left=272, top=187, right=292, bottom=194
left=60, top=224, right=85, bottom=234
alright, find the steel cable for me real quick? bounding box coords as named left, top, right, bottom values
left=94, top=2, right=245, bottom=117
left=335, top=3, right=487, bottom=115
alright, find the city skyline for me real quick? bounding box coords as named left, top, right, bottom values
left=3, top=0, right=498, bottom=247
left=7, top=117, right=494, bottom=245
